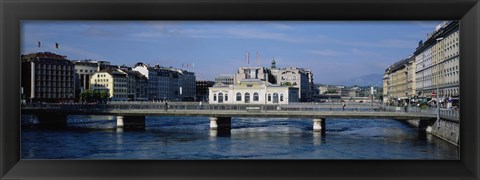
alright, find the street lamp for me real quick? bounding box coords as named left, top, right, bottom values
left=435, top=37, right=444, bottom=121
left=405, top=63, right=409, bottom=112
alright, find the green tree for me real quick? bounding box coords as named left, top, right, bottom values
left=80, top=90, right=94, bottom=102
left=283, top=82, right=292, bottom=86
left=100, top=90, right=109, bottom=104
left=93, top=90, right=101, bottom=101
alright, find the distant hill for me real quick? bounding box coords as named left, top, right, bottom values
left=335, top=73, right=383, bottom=87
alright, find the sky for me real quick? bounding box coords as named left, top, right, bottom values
left=21, top=21, right=441, bottom=85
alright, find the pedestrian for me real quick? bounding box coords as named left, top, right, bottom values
left=165, top=102, right=168, bottom=111
left=404, top=101, right=408, bottom=112
left=342, top=102, right=346, bottom=111
left=199, top=101, right=202, bottom=110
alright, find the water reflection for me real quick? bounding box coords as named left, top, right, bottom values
left=313, top=132, right=326, bottom=145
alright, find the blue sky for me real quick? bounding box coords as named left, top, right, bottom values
left=21, top=21, right=441, bottom=85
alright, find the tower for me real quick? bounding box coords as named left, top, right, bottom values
left=271, top=58, right=277, bottom=69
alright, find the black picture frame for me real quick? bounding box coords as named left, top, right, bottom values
left=1, top=0, right=479, bottom=179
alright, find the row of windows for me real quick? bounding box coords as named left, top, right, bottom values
left=212, top=92, right=285, bottom=103
left=93, top=83, right=108, bottom=88
left=77, top=69, right=96, bottom=73
left=35, top=88, right=73, bottom=93
left=95, top=79, right=109, bottom=83
left=36, top=64, right=72, bottom=71
left=114, top=89, right=127, bottom=93
left=35, top=93, right=74, bottom=99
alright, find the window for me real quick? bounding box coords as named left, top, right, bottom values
left=225, top=94, right=228, bottom=101
left=273, top=93, right=279, bottom=103
left=213, top=94, right=217, bottom=101
left=236, top=93, right=242, bottom=101
left=268, top=94, right=271, bottom=101
left=218, top=93, right=224, bottom=103
left=245, top=93, right=250, bottom=103
left=280, top=94, right=284, bottom=101
left=253, top=92, right=259, bottom=101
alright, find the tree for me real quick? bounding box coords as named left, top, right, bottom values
left=93, top=90, right=101, bottom=101
left=99, top=90, right=109, bottom=104
left=80, top=90, right=94, bottom=102
left=283, top=82, right=292, bottom=86
left=80, top=89, right=109, bottom=104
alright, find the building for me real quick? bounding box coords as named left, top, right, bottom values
left=214, top=74, right=235, bottom=85
left=90, top=69, right=128, bottom=101
left=196, top=80, right=215, bottom=101
left=119, top=68, right=148, bottom=101
left=178, top=69, right=196, bottom=101
left=209, top=79, right=299, bottom=104
left=383, top=73, right=391, bottom=103
left=383, top=57, right=410, bottom=104
left=133, top=62, right=196, bottom=101
left=231, top=60, right=315, bottom=102
left=269, top=60, right=314, bottom=102
left=235, top=67, right=276, bottom=84
left=414, top=21, right=459, bottom=103
left=21, top=52, right=75, bottom=103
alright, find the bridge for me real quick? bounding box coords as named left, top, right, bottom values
left=21, top=102, right=458, bottom=135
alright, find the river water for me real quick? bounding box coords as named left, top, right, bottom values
left=21, top=115, right=459, bottom=159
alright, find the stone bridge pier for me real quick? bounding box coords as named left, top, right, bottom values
left=116, top=116, right=146, bottom=129
left=313, top=118, right=326, bottom=135
left=210, top=117, right=232, bottom=136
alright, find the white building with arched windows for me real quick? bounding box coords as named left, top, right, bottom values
left=208, top=79, right=299, bottom=104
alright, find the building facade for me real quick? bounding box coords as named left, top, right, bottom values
left=21, top=52, right=76, bottom=103
left=235, top=67, right=276, bottom=84
left=90, top=69, right=128, bottom=101
left=270, top=66, right=314, bottom=101
left=133, top=62, right=196, bottom=101
left=119, top=68, right=148, bottom=101
left=414, top=21, right=459, bottom=101
left=230, top=60, right=315, bottom=102
left=214, top=74, right=235, bottom=85
left=383, top=20, right=459, bottom=106
left=196, top=80, right=215, bottom=101
left=383, top=57, right=412, bottom=104
left=209, top=79, right=299, bottom=104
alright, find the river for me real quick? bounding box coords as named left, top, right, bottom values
left=21, top=115, right=459, bottom=159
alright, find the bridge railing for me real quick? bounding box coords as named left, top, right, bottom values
left=21, top=102, right=459, bottom=120
left=379, top=105, right=459, bottom=121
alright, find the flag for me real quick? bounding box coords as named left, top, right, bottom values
left=37, top=41, right=41, bottom=48
left=55, top=42, right=59, bottom=49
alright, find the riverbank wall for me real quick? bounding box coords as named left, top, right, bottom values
left=406, top=119, right=459, bottom=146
